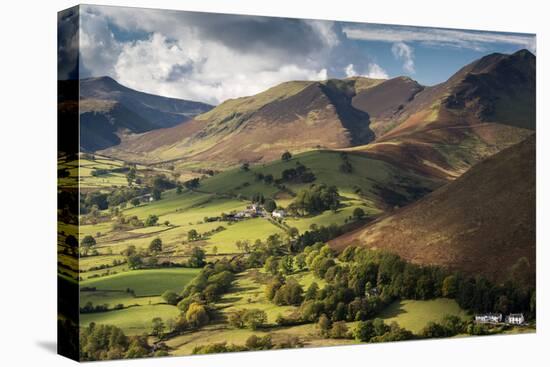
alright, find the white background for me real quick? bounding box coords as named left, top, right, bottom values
left=0, top=0, right=548, bottom=365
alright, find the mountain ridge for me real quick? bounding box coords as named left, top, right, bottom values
left=78, top=76, right=213, bottom=151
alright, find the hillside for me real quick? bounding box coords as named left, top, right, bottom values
left=197, top=149, right=445, bottom=212
left=100, top=78, right=384, bottom=164
left=347, top=49, right=536, bottom=180
left=79, top=77, right=212, bottom=151
left=330, top=135, right=536, bottom=284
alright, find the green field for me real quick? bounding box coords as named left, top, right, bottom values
left=80, top=304, right=180, bottom=335
left=80, top=268, right=200, bottom=296
left=378, top=299, right=470, bottom=333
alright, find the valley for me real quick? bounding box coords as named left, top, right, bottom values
left=58, top=49, right=536, bottom=360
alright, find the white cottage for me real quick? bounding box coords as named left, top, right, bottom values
left=475, top=313, right=502, bottom=323
left=272, top=210, right=285, bottom=218
left=506, top=313, right=525, bottom=325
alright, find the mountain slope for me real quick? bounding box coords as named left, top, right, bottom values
left=330, top=135, right=535, bottom=284
left=79, top=77, right=212, bottom=151
left=101, top=78, right=381, bottom=164
left=347, top=49, right=536, bottom=180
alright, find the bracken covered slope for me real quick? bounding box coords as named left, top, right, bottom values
left=330, top=135, right=535, bottom=284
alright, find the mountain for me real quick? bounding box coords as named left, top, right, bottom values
left=348, top=49, right=535, bottom=180
left=79, top=77, right=212, bottom=151
left=100, top=78, right=382, bottom=164
left=100, top=50, right=535, bottom=175
left=330, top=135, right=535, bottom=284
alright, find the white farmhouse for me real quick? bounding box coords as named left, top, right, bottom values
left=506, top=313, right=525, bottom=325
left=475, top=313, right=502, bottom=323
left=272, top=210, right=285, bottom=219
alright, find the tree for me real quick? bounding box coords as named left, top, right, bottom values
left=126, top=167, right=136, bottom=186
left=353, top=207, right=365, bottom=220
left=187, top=229, right=199, bottom=242
left=264, top=199, right=277, bottom=212
left=245, top=334, right=272, bottom=350
left=279, top=255, right=294, bottom=275
left=81, top=235, right=96, bottom=254
left=281, top=151, right=292, bottom=162
left=149, top=238, right=162, bottom=253
left=145, top=214, right=159, bottom=227
left=241, top=162, right=250, bottom=171
left=442, top=275, right=458, bottom=298
left=124, top=337, right=150, bottom=359
left=130, top=198, right=141, bottom=207
left=264, top=256, right=280, bottom=275
left=228, top=309, right=246, bottom=328
left=339, top=160, right=353, bottom=174
left=305, top=282, right=319, bottom=300
left=273, top=279, right=303, bottom=306
left=122, top=245, right=137, bottom=257
left=265, top=277, right=283, bottom=301
left=295, top=253, right=306, bottom=271
left=188, top=246, right=206, bottom=268
left=330, top=321, right=349, bottom=339
left=185, top=302, right=209, bottom=328
left=317, top=314, right=332, bottom=337
left=421, top=321, right=450, bottom=338
left=162, top=291, right=179, bottom=305
left=152, top=188, right=162, bottom=201
left=243, top=309, right=267, bottom=330
left=151, top=317, right=165, bottom=338
left=354, top=320, right=376, bottom=342
left=127, top=254, right=143, bottom=269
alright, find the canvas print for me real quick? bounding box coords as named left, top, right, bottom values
left=58, top=4, right=536, bottom=362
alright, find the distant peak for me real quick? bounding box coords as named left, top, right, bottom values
left=512, top=48, right=535, bottom=58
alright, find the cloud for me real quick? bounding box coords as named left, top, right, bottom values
left=112, top=33, right=328, bottom=105
left=392, top=42, right=415, bottom=73
left=365, top=63, right=389, bottom=79
left=344, top=64, right=357, bottom=77
left=344, top=63, right=388, bottom=79
left=342, top=24, right=536, bottom=52
left=79, top=5, right=335, bottom=104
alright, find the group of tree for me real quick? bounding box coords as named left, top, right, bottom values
left=289, top=184, right=340, bottom=215
left=79, top=323, right=153, bottom=361
left=255, top=243, right=534, bottom=330
left=183, top=178, right=200, bottom=190
left=167, top=257, right=245, bottom=334
left=191, top=333, right=302, bottom=355
left=265, top=275, right=304, bottom=306
left=279, top=162, right=316, bottom=184
left=228, top=309, right=268, bottom=330
left=253, top=172, right=274, bottom=185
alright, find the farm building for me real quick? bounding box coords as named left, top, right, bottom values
left=136, top=194, right=154, bottom=203
left=272, top=209, right=286, bottom=218
left=506, top=313, right=525, bottom=325
left=475, top=313, right=502, bottom=323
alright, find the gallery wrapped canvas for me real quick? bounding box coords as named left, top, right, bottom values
left=58, top=4, right=536, bottom=362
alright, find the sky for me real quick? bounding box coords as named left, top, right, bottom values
left=74, top=5, right=536, bottom=105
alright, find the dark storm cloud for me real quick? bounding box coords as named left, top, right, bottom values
left=180, top=13, right=329, bottom=56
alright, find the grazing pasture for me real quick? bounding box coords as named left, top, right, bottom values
left=80, top=268, right=200, bottom=296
